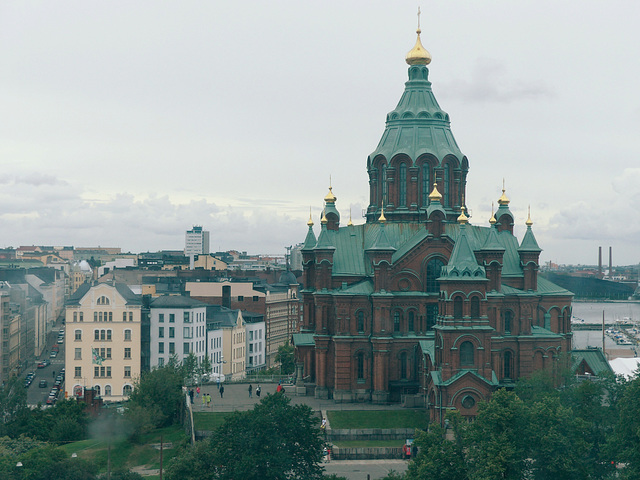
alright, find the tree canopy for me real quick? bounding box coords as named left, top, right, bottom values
left=166, top=393, right=325, bottom=480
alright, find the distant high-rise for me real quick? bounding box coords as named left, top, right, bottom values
left=185, top=226, right=210, bottom=257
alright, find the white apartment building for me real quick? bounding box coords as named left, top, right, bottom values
left=245, top=320, right=266, bottom=372
left=149, top=295, right=208, bottom=369
left=185, top=226, right=210, bottom=257
left=64, top=282, right=141, bottom=402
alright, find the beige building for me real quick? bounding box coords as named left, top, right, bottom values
left=193, top=254, right=228, bottom=270
left=64, top=282, right=141, bottom=402
left=207, top=306, right=246, bottom=380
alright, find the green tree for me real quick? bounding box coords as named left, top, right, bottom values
left=610, top=376, right=640, bottom=479
left=275, top=342, right=295, bottom=375
left=0, top=376, right=27, bottom=432
left=125, top=364, right=184, bottom=437
left=405, top=421, right=467, bottom=480
left=0, top=442, right=97, bottom=480
left=465, top=389, right=529, bottom=480
left=166, top=393, right=325, bottom=480
left=182, top=352, right=198, bottom=385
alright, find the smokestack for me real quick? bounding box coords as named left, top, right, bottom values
left=598, top=246, right=602, bottom=277
left=609, top=246, right=613, bottom=276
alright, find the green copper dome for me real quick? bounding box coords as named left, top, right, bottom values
left=369, top=65, right=464, bottom=163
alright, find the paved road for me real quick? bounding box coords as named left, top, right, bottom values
left=25, top=324, right=65, bottom=406
left=323, top=460, right=408, bottom=480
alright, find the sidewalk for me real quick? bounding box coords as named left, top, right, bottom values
left=188, top=382, right=406, bottom=414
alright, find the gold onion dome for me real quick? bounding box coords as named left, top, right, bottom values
left=406, top=28, right=431, bottom=66
left=428, top=182, right=442, bottom=202
left=321, top=209, right=328, bottom=225
left=457, top=205, right=469, bottom=224
left=526, top=206, right=533, bottom=226
left=498, top=188, right=510, bottom=206
left=347, top=209, right=353, bottom=226
left=324, top=186, right=336, bottom=203
left=307, top=208, right=314, bottom=227
left=378, top=206, right=387, bottom=224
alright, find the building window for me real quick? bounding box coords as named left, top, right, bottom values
left=460, top=341, right=474, bottom=367
left=74, top=348, right=82, bottom=360
left=94, top=366, right=99, bottom=378
left=159, top=313, right=164, bottom=323
left=393, top=311, right=401, bottom=332
left=158, top=358, right=165, bottom=367
left=444, top=163, right=452, bottom=207
left=105, top=385, right=112, bottom=396
left=237, top=296, right=244, bottom=302
left=99, top=312, right=103, bottom=322
left=97, top=296, right=110, bottom=305
left=75, top=330, right=82, bottom=341
left=73, top=312, right=78, bottom=322
left=169, top=314, right=175, bottom=323
left=380, top=163, right=387, bottom=204
left=106, top=348, right=112, bottom=359
left=399, top=162, right=407, bottom=206
left=503, top=351, right=513, bottom=379
left=427, top=304, right=438, bottom=330
left=408, top=311, right=415, bottom=332
left=183, top=343, right=189, bottom=354
left=79, top=312, right=83, bottom=322
left=357, top=352, right=364, bottom=380
left=400, top=352, right=407, bottom=379
left=124, top=347, right=131, bottom=359
left=504, top=311, right=513, bottom=334
left=129, top=312, right=133, bottom=322
left=124, top=366, right=131, bottom=378
left=107, top=330, right=112, bottom=341
left=454, top=297, right=463, bottom=319
left=94, top=312, right=98, bottom=322
left=426, top=258, right=444, bottom=293
left=253, top=296, right=259, bottom=301
left=109, top=312, right=113, bottom=322
left=159, top=343, right=164, bottom=354
left=357, top=311, right=365, bottom=332
left=123, top=312, right=127, bottom=322
left=169, top=342, right=175, bottom=354
left=169, top=327, right=175, bottom=338
left=159, top=327, right=164, bottom=338
left=422, top=163, right=430, bottom=206
left=184, top=327, right=191, bottom=339
left=123, top=385, right=132, bottom=396
left=124, top=329, right=132, bottom=341
left=470, top=297, right=480, bottom=319
left=75, top=366, right=81, bottom=378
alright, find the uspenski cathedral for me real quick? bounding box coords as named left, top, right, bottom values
left=292, top=22, right=573, bottom=422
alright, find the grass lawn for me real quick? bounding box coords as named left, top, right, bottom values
left=326, top=410, right=428, bottom=430
left=192, top=411, right=233, bottom=431
left=60, top=424, right=188, bottom=473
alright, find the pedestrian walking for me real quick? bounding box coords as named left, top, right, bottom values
left=248, top=384, right=253, bottom=398
left=206, top=393, right=211, bottom=408
left=202, top=393, right=206, bottom=408
left=219, top=385, right=224, bottom=398
left=256, top=385, right=261, bottom=397
left=196, top=386, right=200, bottom=398
left=276, top=382, right=282, bottom=393
left=189, top=389, right=194, bottom=404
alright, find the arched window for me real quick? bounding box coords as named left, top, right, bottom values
left=94, top=385, right=101, bottom=397
left=460, top=341, right=474, bottom=367
left=393, top=311, right=401, bottom=332
left=105, top=385, right=112, bottom=396
left=454, top=297, right=463, bottom=319
left=356, top=352, right=365, bottom=380
left=123, top=385, right=133, bottom=396
left=426, top=258, right=445, bottom=293
left=378, top=163, right=388, bottom=205
left=503, top=351, right=513, bottom=379
left=421, top=164, right=430, bottom=206
left=470, top=297, right=480, bottom=319
left=426, top=304, right=438, bottom=330
left=444, top=163, right=452, bottom=206
left=356, top=311, right=365, bottom=332
left=73, top=386, right=83, bottom=397
left=408, top=311, right=415, bottom=332
left=400, top=352, right=407, bottom=379
left=504, top=311, right=513, bottom=334
left=399, top=163, right=407, bottom=206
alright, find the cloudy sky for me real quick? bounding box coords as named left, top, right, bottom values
left=1, top=1, right=639, bottom=266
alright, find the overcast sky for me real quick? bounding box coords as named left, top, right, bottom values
left=1, top=1, right=639, bottom=266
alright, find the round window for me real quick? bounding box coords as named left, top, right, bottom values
left=461, top=395, right=476, bottom=409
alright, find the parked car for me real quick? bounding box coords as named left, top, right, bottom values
left=49, top=351, right=57, bottom=358
left=57, top=337, right=64, bottom=344
left=52, top=344, right=59, bottom=351
left=37, top=359, right=50, bottom=368
left=39, top=380, right=48, bottom=388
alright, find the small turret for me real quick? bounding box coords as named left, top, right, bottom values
left=518, top=207, right=541, bottom=291
left=495, top=181, right=514, bottom=234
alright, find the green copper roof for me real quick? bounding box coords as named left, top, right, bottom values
left=481, top=224, right=505, bottom=252
left=369, top=65, right=464, bottom=163
left=518, top=225, right=542, bottom=253
left=367, top=223, right=396, bottom=252
left=302, top=225, right=317, bottom=251
left=571, top=349, right=612, bottom=376
left=292, top=333, right=315, bottom=347
left=440, top=222, right=486, bottom=279
left=314, top=224, right=335, bottom=251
